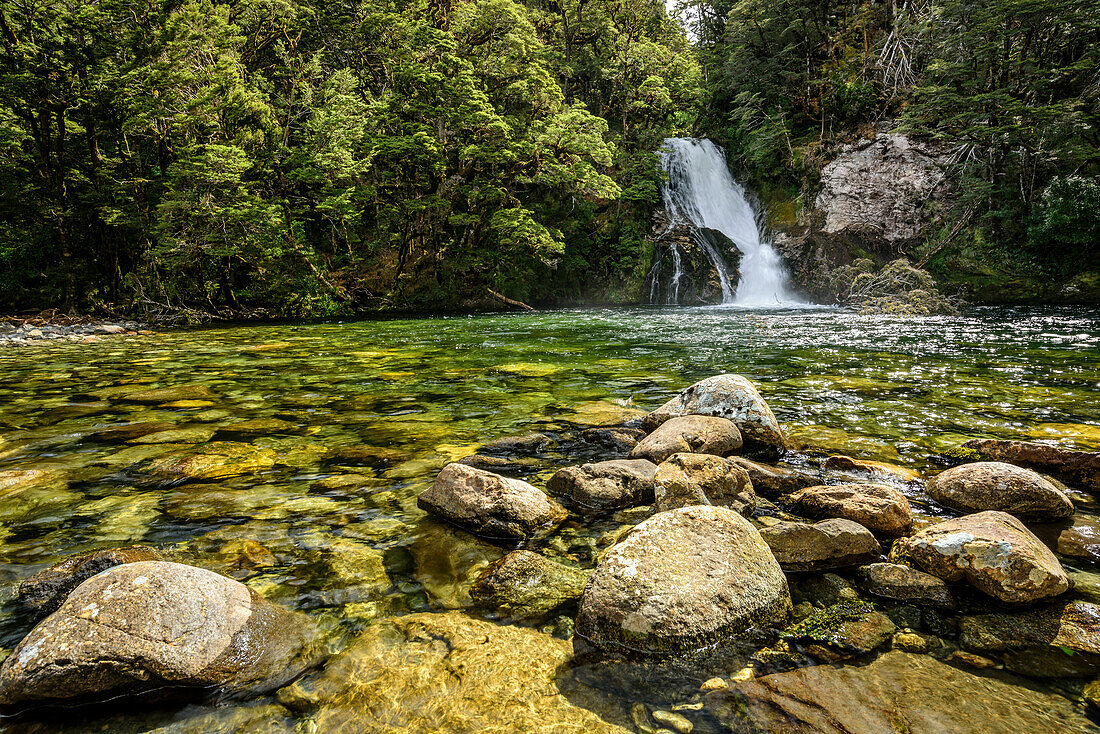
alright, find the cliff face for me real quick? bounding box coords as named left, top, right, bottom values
left=771, top=133, right=955, bottom=306
left=645, top=208, right=743, bottom=305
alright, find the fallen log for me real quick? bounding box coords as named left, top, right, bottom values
left=487, top=288, right=534, bottom=311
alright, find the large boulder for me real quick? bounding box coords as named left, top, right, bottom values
left=856, top=562, right=955, bottom=609
left=575, top=505, right=790, bottom=655
left=645, top=374, right=786, bottom=453
left=960, top=601, right=1100, bottom=677
left=298, top=612, right=632, bottom=733
left=708, top=650, right=1093, bottom=734
left=784, top=483, right=912, bottom=536
left=958, top=438, right=1100, bottom=492
left=0, top=561, right=321, bottom=707
left=546, top=459, right=657, bottom=516
left=889, top=511, right=1069, bottom=604
left=927, top=461, right=1074, bottom=520
left=759, top=519, right=881, bottom=572
left=417, top=463, right=567, bottom=541
left=630, top=415, right=742, bottom=464
left=471, top=550, right=590, bottom=622
left=653, top=453, right=755, bottom=514
left=17, top=545, right=167, bottom=619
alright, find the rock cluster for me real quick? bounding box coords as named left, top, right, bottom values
left=0, top=319, right=150, bottom=348
left=412, top=372, right=1095, bottom=676
left=5, top=368, right=1098, bottom=731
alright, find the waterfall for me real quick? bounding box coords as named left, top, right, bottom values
left=659, top=137, right=800, bottom=306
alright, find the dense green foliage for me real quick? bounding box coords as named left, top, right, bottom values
left=0, top=0, right=699, bottom=315
left=3, top=0, right=1097, bottom=315
left=685, top=0, right=1100, bottom=274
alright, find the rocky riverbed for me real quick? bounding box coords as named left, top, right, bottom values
left=0, top=309, right=1097, bottom=732
left=1, top=369, right=1099, bottom=732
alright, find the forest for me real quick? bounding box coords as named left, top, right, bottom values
left=0, top=0, right=1097, bottom=316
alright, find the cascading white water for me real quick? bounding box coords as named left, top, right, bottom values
left=659, top=138, right=800, bottom=306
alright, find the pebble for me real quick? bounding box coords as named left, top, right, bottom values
left=948, top=651, right=998, bottom=669
left=652, top=710, right=693, bottom=733
left=700, top=677, right=728, bottom=691
left=730, top=667, right=754, bottom=682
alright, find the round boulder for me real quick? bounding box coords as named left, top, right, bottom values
left=546, top=459, right=657, bottom=516
left=630, top=415, right=742, bottom=465
left=759, top=519, right=881, bottom=572
left=418, top=463, right=567, bottom=541
left=653, top=453, right=755, bottom=514
left=889, top=511, right=1069, bottom=604
left=785, top=483, right=912, bottom=536
left=0, top=561, right=321, bottom=707
left=927, top=462, right=1074, bottom=521
left=645, top=374, right=786, bottom=453
left=575, top=505, right=791, bottom=655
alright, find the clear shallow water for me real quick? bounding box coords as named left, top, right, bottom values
left=0, top=305, right=1099, bottom=731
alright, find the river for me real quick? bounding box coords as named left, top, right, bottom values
left=1, top=305, right=1099, bottom=731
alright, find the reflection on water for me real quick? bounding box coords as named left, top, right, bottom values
left=0, top=305, right=1098, bottom=731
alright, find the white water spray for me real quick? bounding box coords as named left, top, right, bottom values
left=659, top=138, right=801, bottom=306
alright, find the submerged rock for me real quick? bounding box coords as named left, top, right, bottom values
left=17, top=545, right=167, bottom=619
left=417, top=463, right=567, bottom=541
left=82, top=421, right=176, bottom=443
left=546, top=459, right=657, bottom=516
left=822, top=455, right=921, bottom=483
left=710, top=650, right=1092, bottom=733
left=141, top=441, right=277, bottom=483
left=784, top=483, right=912, bottom=536
left=889, top=511, right=1069, bottom=604
left=645, top=374, right=786, bottom=453
left=781, top=601, right=896, bottom=661
left=630, top=415, right=742, bottom=464
left=759, top=518, right=881, bottom=572
left=112, top=384, right=216, bottom=404
left=0, top=562, right=321, bottom=707
left=927, top=461, right=1074, bottom=521
left=956, top=438, right=1100, bottom=492
left=322, top=445, right=404, bottom=470
left=409, top=521, right=503, bottom=609
left=856, top=562, right=955, bottom=609
left=726, top=456, right=818, bottom=496
left=654, top=453, right=755, bottom=514
left=575, top=505, right=790, bottom=655
left=478, top=432, right=557, bottom=456
left=960, top=601, right=1100, bottom=677
left=215, top=418, right=298, bottom=439
left=1031, top=513, right=1100, bottom=563
left=301, top=612, right=632, bottom=733
left=580, top=427, right=647, bottom=454
left=0, top=468, right=76, bottom=524
left=471, top=550, right=590, bottom=622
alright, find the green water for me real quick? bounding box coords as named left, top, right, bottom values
left=1, top=305, right=1099, bottom=732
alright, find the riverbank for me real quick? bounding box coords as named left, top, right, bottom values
left=0, top=318, right=156, bottom=348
